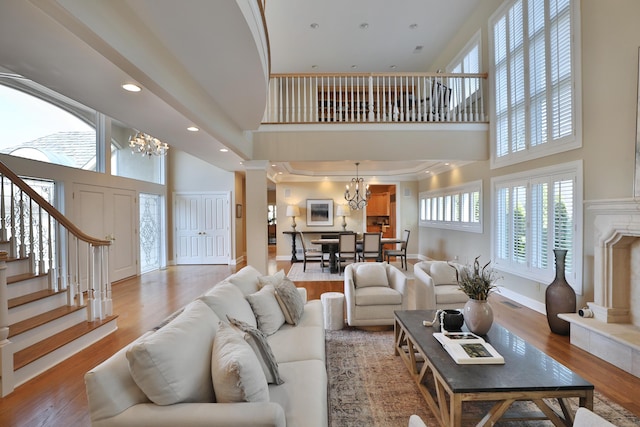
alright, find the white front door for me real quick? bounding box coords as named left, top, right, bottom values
left=175, top=192, right=230, bottom=264
left=74, top=184, right=137, bottom=283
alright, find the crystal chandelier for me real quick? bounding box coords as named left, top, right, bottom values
left=129, top=131, right=169, bottom=156
left=344, top=162, right=370, bottom=210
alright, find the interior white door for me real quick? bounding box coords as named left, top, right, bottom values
left=175, top=192, right=230, bottom=264
left=74, top=184, right=137, bottom=283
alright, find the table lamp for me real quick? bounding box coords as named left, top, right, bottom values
left=286, top=205, right=301, bottom=231
left=336, top=204, right=351, bottom=231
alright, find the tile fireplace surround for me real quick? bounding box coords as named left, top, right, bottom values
left=560, top=198, right=640, bottom=378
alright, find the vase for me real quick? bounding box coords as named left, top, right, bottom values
left=440, top=309, right=464, bottom=332
left=463, top=299, right=493, bottom=335
left=545, top=249, right=576, bottom=335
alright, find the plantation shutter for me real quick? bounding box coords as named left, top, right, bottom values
left=553, top=176, right=574, bottom=279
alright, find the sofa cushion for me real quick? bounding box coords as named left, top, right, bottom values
left=227, top=316, right=284, bottom=385
left=267, top=325, right=326, bottom=363
left=354, top=286, right=402, bottom=306
left=354, top=263, right=389, bottom=288
left=274, top=277, right=305, bottom=325
left=430, top=261, right=458, bottom=285
left=125, top=299, right=218, bottom=405
left=211, top=322, right=270, bottom=403
left=228, top=265, right=262, bottom=296
left=257, top=269, right=285, bottom=289
left=201, top=282, right=257, bottom=328
left=245, top=285, right=286, bottom=336
left=435, top=285, right=468, bottom=304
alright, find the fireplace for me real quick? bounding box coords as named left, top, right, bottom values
left=560, top=199, right=640, bottom=378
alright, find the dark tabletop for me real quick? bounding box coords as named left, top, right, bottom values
left=395, top=310, right=594, bottom=394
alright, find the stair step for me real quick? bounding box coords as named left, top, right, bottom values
left=8, top=289, right=66, bottom=309
left=14, top=315, right=118, bottom=370
left=8, top=305, right=85, bottom=338
left=7, top=272, right=47, bottom=285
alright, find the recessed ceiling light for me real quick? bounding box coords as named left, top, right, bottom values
left=122, top=83, right=141, bottom=92
left=311, top=65, right=318, bottom=69
left=351, top=65, right=358, bottom=69
left=425, top=170, right=431, bottom=174
left=220, top=148, right=229, bottom=152
left=278, top=171, right=283, bottom=175
left=187, top=126, right=199, bottom=132
left=359, top=23, right=369, bottom=30
left=271, top=164, right=277, bottom=167
left=390, top=65, right=397, bottom=69
left=444, top=162, right=450, bottom=166
left=409, top=23, right=418, bottom=29
left=310, top=23, right=319, bottom=29
left=413, top=45, right=424, bottom=54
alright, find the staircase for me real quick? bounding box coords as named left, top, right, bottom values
left=0, top=162, right=117, bottom=396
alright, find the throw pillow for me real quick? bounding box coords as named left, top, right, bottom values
left=228, top=265, right=262, bottom=296
left=211, top=321, right=270, bottom=403
left=126, top=299, right=218, bottom=405
left=430, top=261, right=458, bottom=285
left=246, top=284, right=286, bottom=335
left=274, top=277, right=304, bottom=325
left=200, top=282, right=257, bottom=328
left=257, top=269, right=285, bottom=289
left=227, top=316, right=284, bottom=385
left=354, top=263, right=389, bottom=288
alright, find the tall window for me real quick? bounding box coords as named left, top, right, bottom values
left=447, top=30, right=481, bottom=110
left=490, top=0, right=580, bottom=167
left=492, top=161, right=582, bottom=292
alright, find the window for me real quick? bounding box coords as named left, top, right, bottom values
left=492, top=161, right=582, bottom=293
left=489, top=0, right=581, bottom=167
left=447, top=30, right=481, bottom=110
left=419, top=181, right=482, bottom=233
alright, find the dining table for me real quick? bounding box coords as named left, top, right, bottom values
left=310, top=236, right=405, bottom=273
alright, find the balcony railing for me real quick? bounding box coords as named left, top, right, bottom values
left=263, top=72, right=487, bottom=124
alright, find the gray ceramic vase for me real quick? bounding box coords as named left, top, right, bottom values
left=545, top=249, right=576, bottom=335
left=463, top=298, right=493, bottom=335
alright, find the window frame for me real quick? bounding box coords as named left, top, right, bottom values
left=447, top=29, right=482, bottom=110
left=491, top=160, right=583, bottom=294
left=489, top=0, right=582, bottom=169
left=419, top=180, right=483, bottom=233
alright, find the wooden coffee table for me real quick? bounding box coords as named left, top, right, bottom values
left=394, top=310, right=594, bottom=427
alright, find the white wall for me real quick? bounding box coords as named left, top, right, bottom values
left=418, top=0, right=640, bottom=310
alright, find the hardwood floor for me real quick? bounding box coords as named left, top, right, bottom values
left=0, top=253, right=639, bottom=426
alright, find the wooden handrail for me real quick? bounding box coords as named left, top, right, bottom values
left=0, top=161, right=110, bottom=247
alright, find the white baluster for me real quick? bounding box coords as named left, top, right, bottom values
left=368, top=75, right=374, bottom=122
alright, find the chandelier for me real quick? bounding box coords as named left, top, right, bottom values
left=344, top=162, right=370, bottom=210
left=129, top=131, right=169, bottom=156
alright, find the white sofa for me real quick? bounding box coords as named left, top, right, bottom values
left=413, top=260, right=469, bottom=310
left=84, top=266, right=327, bottom=427
left=344, top=262, right=408, bottom=326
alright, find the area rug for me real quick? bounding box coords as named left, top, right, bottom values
left=326, top=328, right=640, bottom=427
left=287, top=261, right=414, bottom=282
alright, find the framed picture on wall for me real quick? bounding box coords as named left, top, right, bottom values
left=306, top=199, right=334, bottom=226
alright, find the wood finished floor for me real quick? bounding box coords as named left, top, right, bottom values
left=1, top=252, right=639, bottom=426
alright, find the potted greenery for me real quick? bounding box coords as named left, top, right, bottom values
left=451, top=256, right=500, bottom=335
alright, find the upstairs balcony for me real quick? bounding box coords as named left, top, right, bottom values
left=253, top=72, right=490, bottom=164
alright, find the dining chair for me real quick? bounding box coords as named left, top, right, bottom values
left=385, top=229, right=410, bottom=270
left=337, top=233, right=357, bottom=273
left=358, top=232, right=382, bottom=262
left=300, top=232, right=325, bottom=272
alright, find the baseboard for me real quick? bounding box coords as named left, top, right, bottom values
left=497, top=287, right=546, bottom=315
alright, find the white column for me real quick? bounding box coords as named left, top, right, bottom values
left=244, top=161, right=269, bottom=274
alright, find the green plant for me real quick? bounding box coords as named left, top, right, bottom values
left=450, top=256, right=500, bottom=301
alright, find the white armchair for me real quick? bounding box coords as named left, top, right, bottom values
left=413, top=260, right=469, bottom=310
left=344, top=262, right=408, bottom=326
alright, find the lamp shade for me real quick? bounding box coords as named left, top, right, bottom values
left=336, top=205, right=350, bottom=217
left=286, top=205, right=300, bottom=217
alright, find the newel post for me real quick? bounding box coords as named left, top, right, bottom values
left=0, top=250, right=15, bottom=396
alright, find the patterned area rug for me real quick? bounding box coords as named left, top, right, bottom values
left=287, top=261, right=414, bottom=281
left=326, top=328, right=640, bottom=427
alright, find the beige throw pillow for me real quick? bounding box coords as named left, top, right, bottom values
left=257, top=269, right=285, bottom=289
left=246, top=284, right=286, bottom=335
left=126, top=300, right=218, bottom=405
left=430, top=262, right=458, bottom=285
left=354, top=263, right=389, bottom=288
left=274, top=277, right=305, bottom=325
left=200, top=282, right=257, bottom=328
left=211, top=322, right=269, bottom=403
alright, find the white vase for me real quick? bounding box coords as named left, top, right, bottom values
left=463, top=299, right=494, bottom=336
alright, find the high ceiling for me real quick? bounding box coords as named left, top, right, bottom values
left=0, top=0, right=483, bottom=182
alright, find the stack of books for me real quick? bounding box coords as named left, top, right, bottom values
left=433, top=331, right=505, bottom=365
